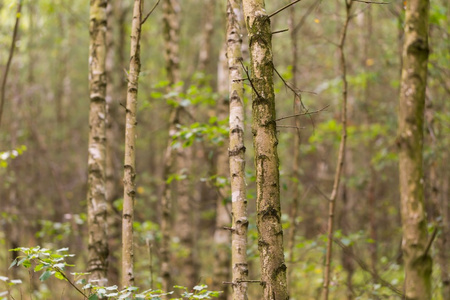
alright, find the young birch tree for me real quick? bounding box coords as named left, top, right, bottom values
left=227, top=1, right=249, bottom=299
left=242, top=1, right=288, bottom=299
left=87, top=0, right=109, bottom=286
left=397, top=0, right=432, bottom=298
left=122, top=0, right=142, bottom=288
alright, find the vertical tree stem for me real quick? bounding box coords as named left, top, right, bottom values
left=397, top=0, right=432, bottom=298
left=227, top=1, right=249, bottom=299
left=87, top=0, right=109, bottom=287
left=0, top=0, right=22, bottom=129
left=122, top=0, right=142, bottom=288
left=242, top=0, right=289, bottom=298
left=322, top=1, right=352, bottom=299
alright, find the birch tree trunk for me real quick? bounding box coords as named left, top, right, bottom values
left=397, top=0, right=432, bottom=298
left=87, top=0, right=109, bottom=286
left=122, top=0, right=142, bottom=288
left=242, top=1, right=288, bottom=299
left=226, top=1, right=249, bottom=299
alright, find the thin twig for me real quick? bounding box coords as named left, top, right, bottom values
left=268, top=0, right=304, bottom=18
left=277, top=125, right=300, bottom=129
left=272, top=28, right=289, bottom=35
left=275, top=105, right=329, bottom=122
left=141, top=0, right=160, bottom=25
left=353, top=0, right=389, bottom=4
left=39, top=261, right=88, bottom=299
left=423, top=227, right=438, bottom=257
left=332, top=238, right=404, bottom=296
left=0, top=0, right=22, bottom=129
left=239, top=59, right=262, bottom=99
left=293, top=0, right=321, bottom=33
left=272, top=65, right=307, bottom=111
left=313, top=185, right=331, bottom=201
left=222, top=280, right=262, bottom=285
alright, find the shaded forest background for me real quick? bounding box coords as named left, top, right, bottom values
left=0, top=0, right=449, bottom=299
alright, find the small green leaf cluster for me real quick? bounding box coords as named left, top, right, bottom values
left=81, top=284, right=173, bottom=300
left=172, top=117, right=228, bottom=148
left=172, top=285, right=222, bottom=300
left=0, top=145, right=27, bottom=168
left=9, top=246, right=222, bottom=300
left=9, top=246, right=74, bottom=282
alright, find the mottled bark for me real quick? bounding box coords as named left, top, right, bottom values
left=227, top=1, right=249, bottom=299
left=87, top=0, right=109, bottom=286
left=242, top=1, right=288, bottom=299
left=122, top=0, right=142, bottom=288
left=397, top=0, right=432, bottom=299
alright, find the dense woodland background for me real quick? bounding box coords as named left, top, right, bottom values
left=0, top=0, right=449, bottom=299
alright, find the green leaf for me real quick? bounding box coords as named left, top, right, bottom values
left=9, top=259, right=17, bottom=269
left=34, top=264, right=45, bottom=272
left=54, top=272, right=66, bottom=281
left=39, top=270, right=52, bottom=282
left=88, top=295, right=99, bottom=300
left=341, top=238, right=351, bottom=246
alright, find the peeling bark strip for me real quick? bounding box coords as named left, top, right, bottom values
left=242, top=1, right=289, bottom=299
left=87, top=0, right=109, bottom=286
left=227, top=1, right=249, bottom=299
left=122, top=0, right=142, bottom=288
left=397, top=0, right=432, bottom=299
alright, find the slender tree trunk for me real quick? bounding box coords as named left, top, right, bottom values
left=87, top=0, right=109, bottom=286
left=122, top=0, right=142, bottom=288
left=286, top=3, right=302, bottom=286
left=0, top=0, right=22, bottom=129
left=397, top=0, right=432, bottom=298
left=242, top=1, right=288, bottom=299
left=226, top=1, right=249, bottom=299
left=322, top=1, right=352, bottom=299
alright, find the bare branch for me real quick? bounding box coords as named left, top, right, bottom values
left=277, top=125, right=301, bottom=129
left=239, top=59, right=262, bottom=99
left=353, top=0, right=389, bottom=4
left=141, top=0, right=160, bottom=25
left=275, top=105, right=329, bottom=122
left=268, top=0, right=304, bottom=18
left=272, top=65, right=307, bottom=111
left=0, top=0, right=22, bottom=129
left=424, top=227, right=438, bottom=257
left=293, top=0, right=321, bottom=34
left=223, top=280, right=262, bottom=285
left=272, top=28, right=289, bottom=35
left=332, top=238, right=404, bottom=297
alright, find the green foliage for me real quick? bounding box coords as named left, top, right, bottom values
left=9, top=246, right=222, bottom=300
left=9, top=246, right=74, bottom=279
left=172, top=117, right=228, bottom=148
left=172, top=285, right=222, bottom=300
left=0, top=145, right=27, bottom=168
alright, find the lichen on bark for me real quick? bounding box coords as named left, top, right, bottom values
left=242, top=1, right=288, bottom=299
